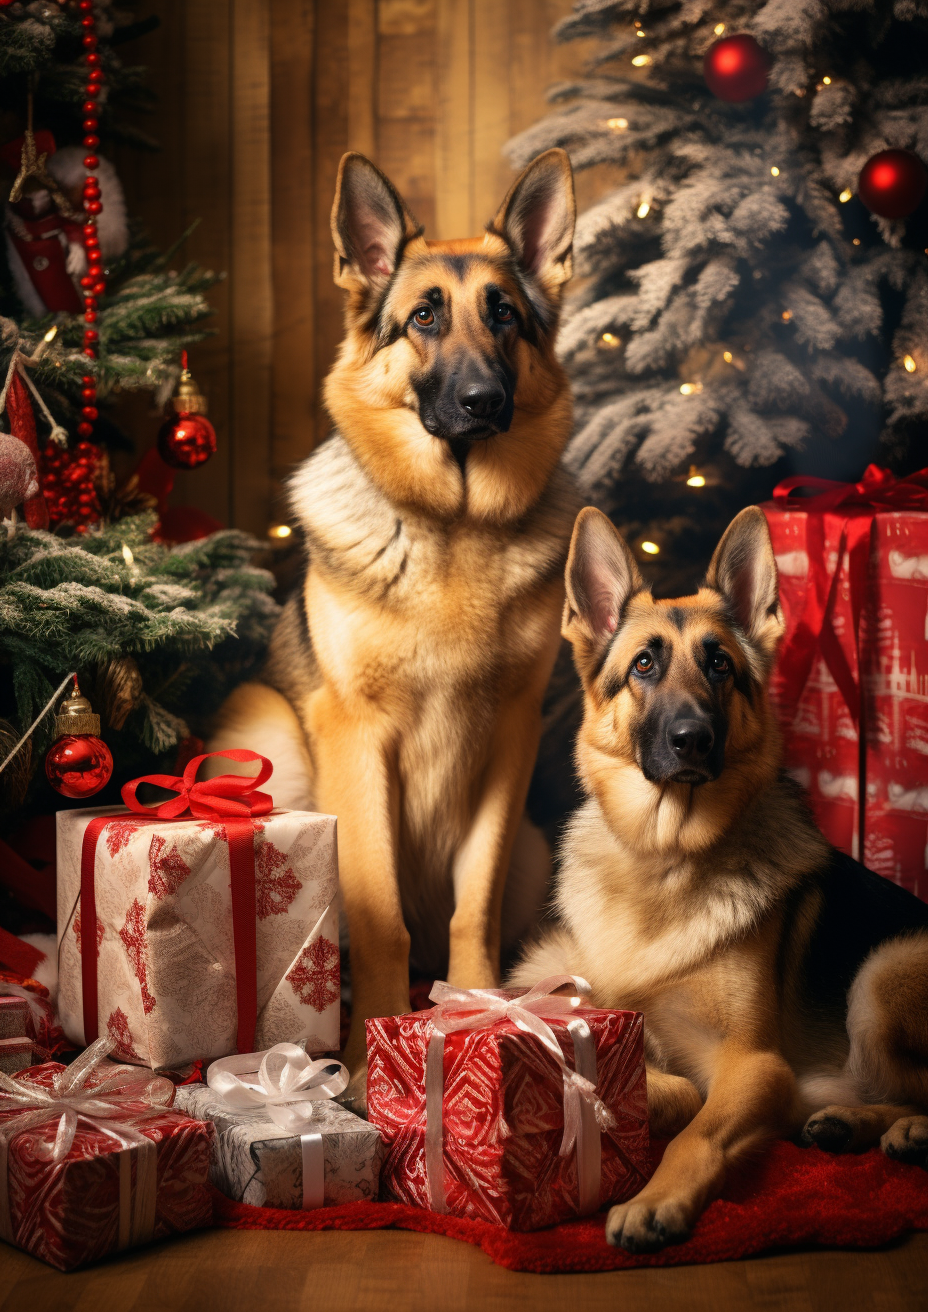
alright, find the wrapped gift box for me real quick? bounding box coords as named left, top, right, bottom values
left=0, top=1036, right=42, bottom=1076
left=56, top=804, right=340, bottom=1069
left=0, top=996, right=28, bottom=1040
left=764, top=472, right=928, bottom=897
left=0, top=972, right=63, bottom=1054
left=367, top=986, right=650, bottom=1231
left=175, top=1082, right=383, bottom=1209
left=0, top=1048, right=214, bottom=1270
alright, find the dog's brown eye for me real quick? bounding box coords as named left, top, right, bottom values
left=711, top=653, right=731, bottom=674
left=494, top=303, right=514, bottom=323
left=414, top=307, right=434, bottom=326
left=634, top=653, right=653, bottom=674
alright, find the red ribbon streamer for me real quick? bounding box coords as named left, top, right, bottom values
left=79, top=749, right=273, bottom=1057
left=770, top=465, right=928, bottom=855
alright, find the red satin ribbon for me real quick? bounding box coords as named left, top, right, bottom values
left=79, top=749, right=273, bottom=1057
left=770, top=466, right=928, bottom=855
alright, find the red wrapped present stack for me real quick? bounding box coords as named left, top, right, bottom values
left=0, top=1038, right=214, bottom=1270
left=763, top=466, right=928, bottom=897
left=367, top=976, right=650, bottom=1232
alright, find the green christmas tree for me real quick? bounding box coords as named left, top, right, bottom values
left=0, top=4, right=279, bottom=821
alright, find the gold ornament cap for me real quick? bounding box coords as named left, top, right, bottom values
left=54, top=683, right=100, bottom=738
left=172, top=353, right=208, bottom=416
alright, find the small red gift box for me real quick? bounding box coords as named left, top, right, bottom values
left=0, top=1037, right=42, bottom=1077
left=0, top=971, right=63, bottom=1054
left=0, top=1039, right=214, bottom=1270
left=366, top=977, right=650, bottom=1231
left=763, top=466, right=928, bottom=897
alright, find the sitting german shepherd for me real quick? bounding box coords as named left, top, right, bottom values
left=511, top=504, right=928, bottom=1252
left=212, top=150, right=579, bottom=1099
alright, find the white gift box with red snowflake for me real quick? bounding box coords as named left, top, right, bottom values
left=56, top=808, right=340, bottom=1070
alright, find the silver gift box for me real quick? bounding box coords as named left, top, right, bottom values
left=175, top=1083, right=383, bottom=1209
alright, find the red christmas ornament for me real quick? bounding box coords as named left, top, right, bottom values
left=157, top=353, right=217, bottom=469
left=857, top=149, right=928, bottom=219
left=704, top=34, right=769, bottom=103
left=40, top=440, right=103, bottom=531
left=45, top=679, right=113, bottom=799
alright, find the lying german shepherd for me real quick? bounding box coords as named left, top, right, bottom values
left=211, top=150, right=579, bottom=1099
left=512, top=504, right=928, bottom=1252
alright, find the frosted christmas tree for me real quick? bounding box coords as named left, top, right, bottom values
left=508, top=0, right=928, bottom=596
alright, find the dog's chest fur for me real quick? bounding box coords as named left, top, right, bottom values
left=284, top=435, right=576, bottom=873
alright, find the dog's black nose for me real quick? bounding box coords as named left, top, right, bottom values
left=457, top=382, right=505, bottom=419
left=668, top=719, right=715, bottom=762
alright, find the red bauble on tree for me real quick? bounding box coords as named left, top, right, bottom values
left=857, top=149, right=928, bottom=219
left=704, top=34, right=769, bottom=103
left=157, top=352, right=217, bottom=469
left=44, top=679, right=113, bottom=799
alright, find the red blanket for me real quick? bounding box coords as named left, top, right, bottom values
left=214, top=1139, right=928, bottom=1272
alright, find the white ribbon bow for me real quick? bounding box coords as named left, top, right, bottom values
left=0, top=1037, right=173, bottom=1249
left=206, top=1044, right=350, bottom=1210
left=425, top=975, right=616, bottom=1216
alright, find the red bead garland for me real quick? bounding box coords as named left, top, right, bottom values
left=79, top=1, right=104, bottom=439
left=40, top=440, right=103, bottom=531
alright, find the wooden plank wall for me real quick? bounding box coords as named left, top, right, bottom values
left=117, top=0, right=591, bottom=535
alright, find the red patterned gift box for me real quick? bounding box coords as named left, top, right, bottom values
left=0, top=1040, right=214, bottom=1270
left=764, top=466, right=928, bottom=897
left=0, top=972, right=64, bottom=1055
left=56, top=750, right=340, bottom=1070
left=0, top=1038, right=42, bottom=1077
left=367, top=977, right=650, bottom=1232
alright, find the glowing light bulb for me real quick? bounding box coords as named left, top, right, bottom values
left=770, top=166, right=780, bottom=177
left=852, top=238, right=861, bottom=246
left=714, top=23, right=725, bottom=35
left=632, top=54, right=651, bottom=66
left=641, top=541, right=660, bottom=555
left=822, top=76, right=832, bottom=85
left=903, top=355, right=917, bottom=373
left=839, top=188, right=852, bottom=203
left=723, top=350, right=733, bottom=363
left=781, top=309, right=792, bottom=322
left=607, top=117, right=629, bottom=131
left=686, top=467, right=706, bottom=487
left=43, top=325, right=58, bottom=344
left=637, top=29, right=646, bottom=37
left=269, top=523, right=293, bottom=539
left=600, top=332, right=620, bottom=347
left=122, top=544, right=134, bottom=567
left=637, top=200, right=651, bottom=218
left=679, top=382, right=702, bottom=395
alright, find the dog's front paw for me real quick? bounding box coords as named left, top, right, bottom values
left=882, top=1115, right=928, bottom=1169
left=800, top=1107, right=854, bottom=1153
left=604, top=1194, right=692, bottom=1253
left=336, top=1062, right=369, bottom=1119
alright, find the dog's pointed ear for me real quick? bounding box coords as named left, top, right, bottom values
left=563, top=508, right=643, bottom=656
left=705, top=507, right=784, bottom=657
left=491, top=148, right=575, bottom=291
left=331, top=153, right=422, bottom=292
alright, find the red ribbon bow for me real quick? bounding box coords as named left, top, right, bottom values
left=79, top=750, right=274, bottom=1058
left=773, top=464, right=928, bottom=514
left=770, top=466, right=928, bottom=856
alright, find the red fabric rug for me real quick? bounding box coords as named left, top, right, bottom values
left=213, top=1139, right=928, bottom=1272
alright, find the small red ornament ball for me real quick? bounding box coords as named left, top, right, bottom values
left=857, top=149, right=928, bottom=219
left=157, top=411, right=218, bottom=469
left=45, top=733, right=113, bottom=798
left=704, top=34, right=769, bottom=103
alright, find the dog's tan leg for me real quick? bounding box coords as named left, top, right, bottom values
left=448, top=683, right=546, bottom=990
left=605, top=1046, right=796, bottom=1252
left=312, top=696, right=410, bottom=1100
left=881, top=1114, right=928, bottom=1168
left=647, top=1066, right=703, bottom=1139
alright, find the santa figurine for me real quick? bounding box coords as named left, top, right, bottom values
left=2, top=130, right=128, bottom=317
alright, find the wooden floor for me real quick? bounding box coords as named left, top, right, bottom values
left=2, top=1229, right=928, bottom=1310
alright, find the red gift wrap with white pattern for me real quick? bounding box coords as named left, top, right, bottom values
left=56, top=751, right=340, bottom=1070
left=763, top=466, right=928, bottom=898
left=366, top=982, right=649, bottom=1231
left=0, top=972, right=64, bottom=1055
left=0, top=1044, right=214, bottom=1270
